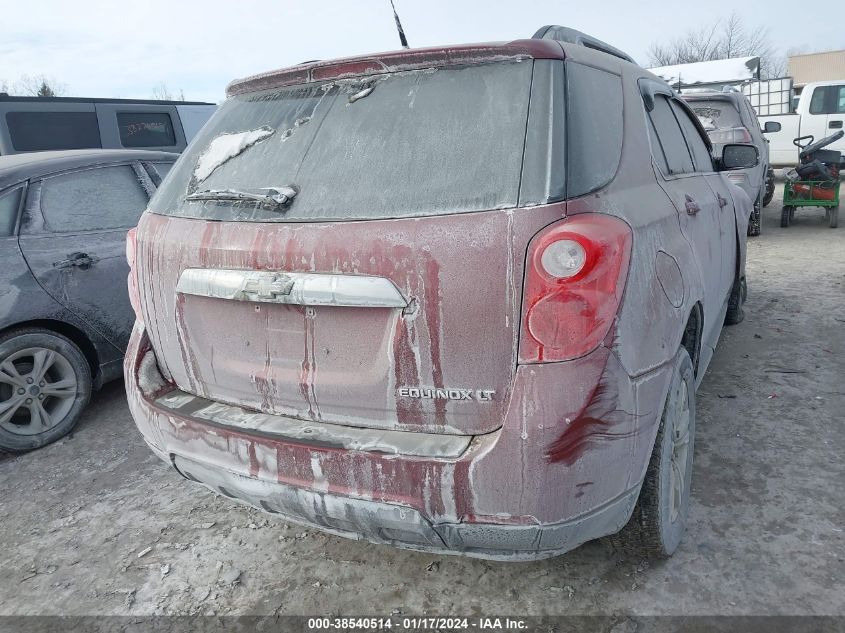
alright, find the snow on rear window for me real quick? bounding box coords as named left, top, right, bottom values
left=687, top=100, right=742, bottom=128
left=149, top=62, right=533, bottom=222
left=194, top=127, right=274, bottom=182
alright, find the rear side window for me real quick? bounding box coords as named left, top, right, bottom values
left=6, top=111, right=102, bottom=152
left=566, top=63, right=623, bottom=197
left=671, top=101, right=713, bottom=172
left=808, top=85, right=845, bottom=114
left=151, top=162, right=173, bottom=179
left=40, top=165, right=149, bottom=232
left=149, top=62, right=534, bottom=222
left=117, top=112, right=177, bottom=147
left=686, top=99, right=742, bottom=129
left=647, top=95, right=694, bottom=175
left=143, top=161, right=175, bottom=185
left=0, top=186, right=23, bottom=236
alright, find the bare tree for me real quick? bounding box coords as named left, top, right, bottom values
left=151, top=81, right=173, bottom=101
left=648, top=12, right=785, bottom=78
left=152, top=82, right=187, bottom=101
left=15, top=74, right=67, bottom=97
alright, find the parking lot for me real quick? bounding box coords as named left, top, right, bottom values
left=1, top=185, right=843, bottom=618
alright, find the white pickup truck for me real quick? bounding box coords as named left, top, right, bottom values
left=758, top=80, right=845, bottom=167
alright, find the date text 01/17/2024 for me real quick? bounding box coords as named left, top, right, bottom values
left=306, top=616, right=528, bottom=630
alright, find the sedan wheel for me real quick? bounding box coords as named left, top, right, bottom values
left=0, top=329, right=91, bottom=452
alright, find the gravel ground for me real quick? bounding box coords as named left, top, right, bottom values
left=1, top=186, right=843, bottom=617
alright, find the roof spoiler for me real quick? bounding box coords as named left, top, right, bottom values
left=532, top=25, right=635, bottom=64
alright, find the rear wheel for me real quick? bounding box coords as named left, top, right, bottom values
left=747, top=190, right=762, bottom=236
left=830, top=205, right=839, bottom=228
left=614, top=348, right=695, bottom=558
left=781, top=206, right=793, bottom=227
left=762, top=167, right=775, bottom=207
left=0, top=328, right=92, bottom=452
left=725, top=276, right=746, bottom=325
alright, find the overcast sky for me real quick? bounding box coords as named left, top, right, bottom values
left=2, top=0, right=843, bottom=103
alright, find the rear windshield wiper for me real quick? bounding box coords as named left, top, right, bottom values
left=185, top=185, right=298, bottom=210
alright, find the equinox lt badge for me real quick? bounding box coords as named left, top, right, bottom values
left=397, top=387, right=496, bottom=402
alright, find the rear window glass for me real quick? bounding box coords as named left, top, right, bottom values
left=566, top=63, right=623, bottom=197
left=117, top=112, right=177, bottom=147
left=6, top=111, right=102, bottom=152
left=149, top=62, right=534, bottom=222
left=40, top=166, right=149, bottom=232
left=0, top=187, right=23, bottom=236
left=686, top=99, right=742, bottom=129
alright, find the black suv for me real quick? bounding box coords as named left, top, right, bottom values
left=0, top=149, right=175, bottom=451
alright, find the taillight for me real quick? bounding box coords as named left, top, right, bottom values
left=518, top=214, right=632, bottom=363
left=708, top=126, right=752, bottom=144
left=126, top=227, right=143, bottom=325
left=727, top=172, right=748, bottom=186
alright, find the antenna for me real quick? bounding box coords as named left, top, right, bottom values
left=388, top=0, right=410, bottom=49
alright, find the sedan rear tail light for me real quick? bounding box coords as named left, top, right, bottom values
left=126, top=227, right=143, bottom=325
left=519, top=214, right=632, bottom=363
left=708, top=126, right=752, bottom=144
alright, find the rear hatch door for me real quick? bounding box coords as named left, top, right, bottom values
left=138, top=59, right=564, bottom=435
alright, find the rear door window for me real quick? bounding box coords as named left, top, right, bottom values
left=143, top=161, right=175, bottom=185
left=648, top=95, right=695, bottom=175
left=806, top=85, right=845, bottom=114
left=149, top=62, right=534, bottom=222
left=6, top=111, right=102, bottom=152
left=39, top=165, right=150, bottom=232
left=671, top=101, right=714, bottom=172
left=117, top=112, right=177, bottom=147
left=0, top=186, right=23, bottom=236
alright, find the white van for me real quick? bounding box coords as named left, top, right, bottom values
left=0, top=95, right=216, bottom=156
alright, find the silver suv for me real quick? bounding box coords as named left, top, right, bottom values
left=683, top=90, right=772, bottom=236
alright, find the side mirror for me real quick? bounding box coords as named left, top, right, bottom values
left=721, top=143, right=759, bottom=170
left=764, top=121, right=782, bottom=133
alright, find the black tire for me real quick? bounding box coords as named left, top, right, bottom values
left=0, top=328, right=92, bottom=452
left=762, top=167, right=775, bottom=207
left=613, top=348, right=696, bottom=558
left=747, top=190, right=762, bottom=237
left=830, top=205, right=839, bottom=228
left=781, top=206, right=792, bottom=227
left=724, top=276, right=746, bottom=325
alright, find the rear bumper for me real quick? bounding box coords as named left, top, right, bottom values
left=167, top=450, right=639, bottom=561
left=126, top=323, right=671, bottom=561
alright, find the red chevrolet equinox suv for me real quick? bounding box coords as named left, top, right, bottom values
left=125, top=26, right=756, bottom=560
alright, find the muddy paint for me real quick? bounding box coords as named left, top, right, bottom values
left=134, top=207, right=573, bottom=436
left=124, top=45, right=749, bottom=556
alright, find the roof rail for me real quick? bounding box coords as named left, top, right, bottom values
left=532, top=26, right=635, bottom=64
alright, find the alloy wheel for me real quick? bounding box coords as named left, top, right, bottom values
left=0, top=347, right=78, bottom=436
left=669, top=379, right=691, bottom=523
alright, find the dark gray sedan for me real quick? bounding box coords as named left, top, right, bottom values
left=0, top=149, right=175, bottom=451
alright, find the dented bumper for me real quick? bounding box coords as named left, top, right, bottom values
left=125, top=323, right=672, bottom=561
